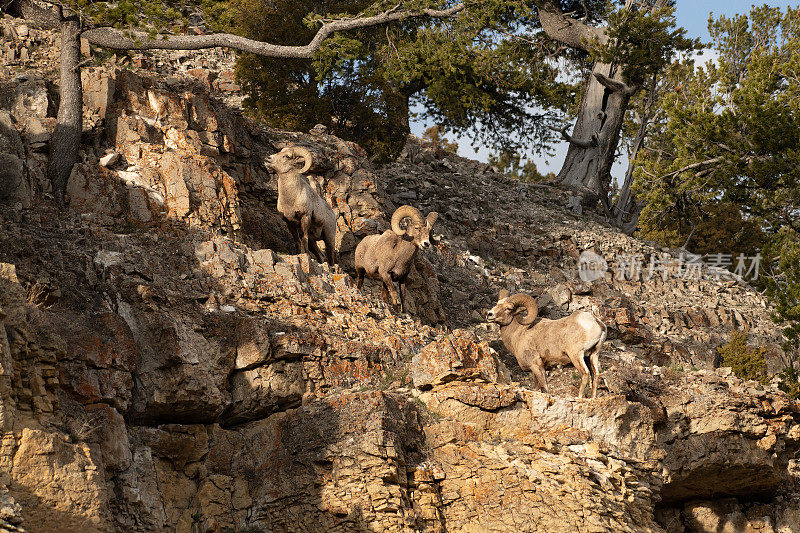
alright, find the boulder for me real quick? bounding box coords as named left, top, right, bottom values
left=412, top=329, right=510, bottom=390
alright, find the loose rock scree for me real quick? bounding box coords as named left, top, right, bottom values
left=268, top=146, right=338, bottom=266
left=354, top=205, right=439, bottom=313
left=487, top=290, right=607, bottom=398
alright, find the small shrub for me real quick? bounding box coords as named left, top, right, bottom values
left=378, top=366, right=410, bottom=390
left=717, top=329, right=768, bottom=384
left=422, top=125, right=458, bottom=154
left=410, top=396, right=442, bottom=426
left=778, top=366, right=800, bottom=399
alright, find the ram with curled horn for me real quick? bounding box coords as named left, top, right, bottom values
left=354, top=205, right=440, bottom=313
left=486, top=289, right=606, bottom=398
left=267, top=145, right=338, bottom=267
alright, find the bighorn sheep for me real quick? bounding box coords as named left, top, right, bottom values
left=268, top=146, right=338, bottom=266
left=355, top=205, right=438, bottom=313
left=486, top=290, right=606, bottom=398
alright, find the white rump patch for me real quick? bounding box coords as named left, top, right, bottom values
left=576, top=312, right=602, bottom=350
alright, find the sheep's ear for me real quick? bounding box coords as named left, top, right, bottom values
left=498, top=289, right=510, bottom=300
left=426, top=212, right=439, bottom=227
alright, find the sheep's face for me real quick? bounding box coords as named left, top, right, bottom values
left=486, top=294, right=517, bottom=326
left=407, top=212, right=439, bottom=250
left=268, top=149, right=304, bottom=174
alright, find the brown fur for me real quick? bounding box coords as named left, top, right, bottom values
left=354, top=206, right=438, bottom=313
left=487, top=291, right=607, bottom=398
left=268, top=147, right=338, bottom=267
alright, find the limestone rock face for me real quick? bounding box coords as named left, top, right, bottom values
left=658, top=374, right=800, bottom=504
left=11, top=428, right=111, bottom=532
left=412, top=329, right=510, bottom=390
left=0, top=111, right=28, bottom=209
left=3, top=17, right=800, bottom=533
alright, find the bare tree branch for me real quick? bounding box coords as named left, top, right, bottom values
left=550, top=125, right=598, bottom=149
left=82, top=3, right=465, bottom=58
left=660, top=156, right=725, bottom=180
left=594, top=72, right=636, bottom=95
left=681, top=223, right=696, bottom=250
left=534, top=0, right=605, bottom=52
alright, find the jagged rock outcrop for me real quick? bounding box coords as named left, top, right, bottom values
left=1, top=15, right=799, bottom=533
left=379, top=137, right=782, bottom=374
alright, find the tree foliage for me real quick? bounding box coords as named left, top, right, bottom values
left=591, top=4, right=695, bottom=87
left=635, top=6, right=800, bottom=250
left=764, top=230, right=800, bottom=353
left=488, top=150, right=550, bottom=182
left=634, top=5, right=800, bottom=373
left=230, top=0, right=597, bottom=162
left=230, top=0, right=414, bottom=161
left=58, top=0, right=187, bottom=31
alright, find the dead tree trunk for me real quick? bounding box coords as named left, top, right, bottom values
left=556, top=62, right=635, bottom=202
left=613, top=76, right=660, bottom=234
left=47, top=18, right=82, bottom=205
left=535, top=0, right=670, bottom=204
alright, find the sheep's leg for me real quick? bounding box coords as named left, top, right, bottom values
left=589, top=326, right=606, bottom=399
left=323, top=229, right=337, bottom=267
left=399, top=281, right=406, bottom=314
left=380, top=282, right=391, bottom=304
left=589, top=348, right=601, bottom=399
left=530, top=364, right=549, bottom=394
left=590, top=354, right=600, bottom=399
left=309, top=239, right=325, bottom=264
left=380, top=271, right=400, bottom=309
left=299, top=215, right=312, bottom=259
left=355, top=269, right=365, bottom=289
left=576, top=350, right=590, bottom=399
left=286, top=221, right=302, bottom=254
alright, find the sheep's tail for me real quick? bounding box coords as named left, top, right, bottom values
left=592, top=308, right=607, bottom=343
left=595, top=320, right=607, bottom=350
left=588, top=319, right=606, bottom=398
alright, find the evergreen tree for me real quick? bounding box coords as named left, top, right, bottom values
left=12, top=0, right=694, bottom=204
left=230, top=0, right=583, bottom=162
left=634, top=5, right=800, bottom=377
left=635, top=6, right=800, bottom=252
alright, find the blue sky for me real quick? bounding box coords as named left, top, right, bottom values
left=410, top=2, right=798, bottom=174
left=675, top=1, right=796, bottom=42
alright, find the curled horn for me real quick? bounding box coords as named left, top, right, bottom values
left=290, top=146, right=314, bottom=174
left=506, top=293, right=538, bottom=325
left=428, top=212, right=441, bottom=242
left=391, top=205, right=425, bottom=236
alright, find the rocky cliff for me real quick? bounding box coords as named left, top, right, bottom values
left=1, top=14, right=799, bottom=533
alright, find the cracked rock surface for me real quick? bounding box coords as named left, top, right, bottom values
left=1, top=16, right=800, bottom=532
